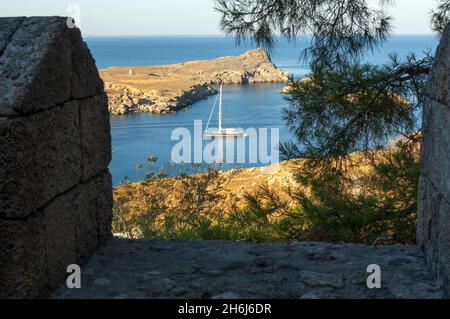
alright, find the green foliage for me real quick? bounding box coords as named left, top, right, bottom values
left=281, top=54, right=431, bottom=160
left=215, top=0, right=394, bottom=65
left=223, top=185, right=291, bottom=242
left=112, top=144, right=419, bottom=244
left=432, top=0, right=450, bottom=34
left=113, top=159, right=289, bottom=243
left=283, top=138, right=420, bottom=244
left=113, top=159, right=228, bottom=239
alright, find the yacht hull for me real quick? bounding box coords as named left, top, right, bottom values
left=204, top=128, right=246, bottom=137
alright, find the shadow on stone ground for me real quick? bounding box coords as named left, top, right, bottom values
left=52, top=238, right=446, bottom=299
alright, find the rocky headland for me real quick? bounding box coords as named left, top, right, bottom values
left=100, top=49, right=289, bottom=115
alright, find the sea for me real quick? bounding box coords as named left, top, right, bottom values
left=84, top=35, right=437, bottom=186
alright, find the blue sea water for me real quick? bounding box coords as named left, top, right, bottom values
left=84, top=36, right=437, bottom=186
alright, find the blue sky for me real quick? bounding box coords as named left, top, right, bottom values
left=1, top=0, right=440, bottom=36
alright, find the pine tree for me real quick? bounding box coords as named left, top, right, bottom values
left=215, top=0, right=450, bottom=243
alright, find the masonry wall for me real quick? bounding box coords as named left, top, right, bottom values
left=418, top=23, right=450, bottom=294
left=0, top=17, right=112, bottom=298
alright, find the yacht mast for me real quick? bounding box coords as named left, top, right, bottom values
left=204, top=81, right=244, bottom=138
left=219, top=83, right=223, bottom=131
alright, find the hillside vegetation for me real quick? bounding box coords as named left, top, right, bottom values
left=113, top=138, right=420, bottom=244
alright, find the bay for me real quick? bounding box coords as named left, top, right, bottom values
left=84, top=35, right=437, bottom=185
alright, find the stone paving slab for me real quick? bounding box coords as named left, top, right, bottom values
left=52, top=239, right=446, bottom=299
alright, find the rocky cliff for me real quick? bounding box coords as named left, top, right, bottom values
left=101, top=49, right=289, bottom=115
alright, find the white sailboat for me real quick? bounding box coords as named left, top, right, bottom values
left=204, top=83, right=246, bottom=138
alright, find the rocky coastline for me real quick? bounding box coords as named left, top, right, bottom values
left=100, top=49, right=289, bottom=115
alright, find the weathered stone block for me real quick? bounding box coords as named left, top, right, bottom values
left=0, top=213, right=47, bottom=298
left=49, top=170, right=113, bottom=266
left=0, top=169, right=113, bottom=298
left=420, top=97, right=450, bottom=198
left=0, top=16, right=112, bottom=299
left=0, top=17, right=26, bottom=56
left=80, top=94, right=112, bottom=181
left=73, top=182, right=101, bottom=264
left=69, top=28, right=104, bottom=99
left=43, top=191, right=78, bottom=290
left=88, top=170, right=113, bottom=243
left=73, top=196, right=99, bottom=266
left=40, top=170, right=112, bottom=290
left=0, top=17, right=72, bottom=116
left=436, top=199, right=450, bottom=290
left=427, top=24, right=450, bottom=106
left=418, top=23, right=450, bottom=294
left=417, top=177, right=450, bottom=294
left=0, top=102, right=81, bottom=219
left=417, top=176, right=442, bottom=245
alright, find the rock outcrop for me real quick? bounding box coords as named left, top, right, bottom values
left=0, top=17, right=112, bottom=298
left=417, top=22, right=450, bottom=295
left=101, top=49, right=289, bottom=115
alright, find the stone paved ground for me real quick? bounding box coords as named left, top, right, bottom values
left=52, top=238, right=446, bottom=299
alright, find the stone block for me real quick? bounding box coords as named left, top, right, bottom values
left=88, top=170, right=113, bottom=243
left=80, top=94, right=112, bottom=181
left=417, top=176, right=442, bottom=246
left=42, top=170, right=112, bottom=290
left=0, top=17, right=26, bottom=56
left=57, top=170, right=112, bottom=265
left=0, top=169, right=113, bottom=298
left=420, top=97, right=450, bottom=198
left=427, top=24, right=450, bottom=106
left=0, top=213, right=47, bottom=298
left=73, top=181, right=100, bottom=264
left=0, top=17, right=72, bottom=116
left=0, top=16, right=112, bottom=299
left=417, top=176, right=450, bottom=294
left=43, top=191, right=78, bottom=290
left=418, top=22, right=450, bottom=295
left=0, top=102, right=81, bottom=219
left=69, top=28, right=104, bottom=99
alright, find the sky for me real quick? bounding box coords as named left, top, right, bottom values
left=0, top=0, right=440, bottom=36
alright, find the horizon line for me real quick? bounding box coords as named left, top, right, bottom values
left=83, top=33, right=435, bottom=38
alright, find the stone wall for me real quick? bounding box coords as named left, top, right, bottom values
left=0, top=17, right=112, bottom=298
left=418, top=23, right=450, bottom=294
